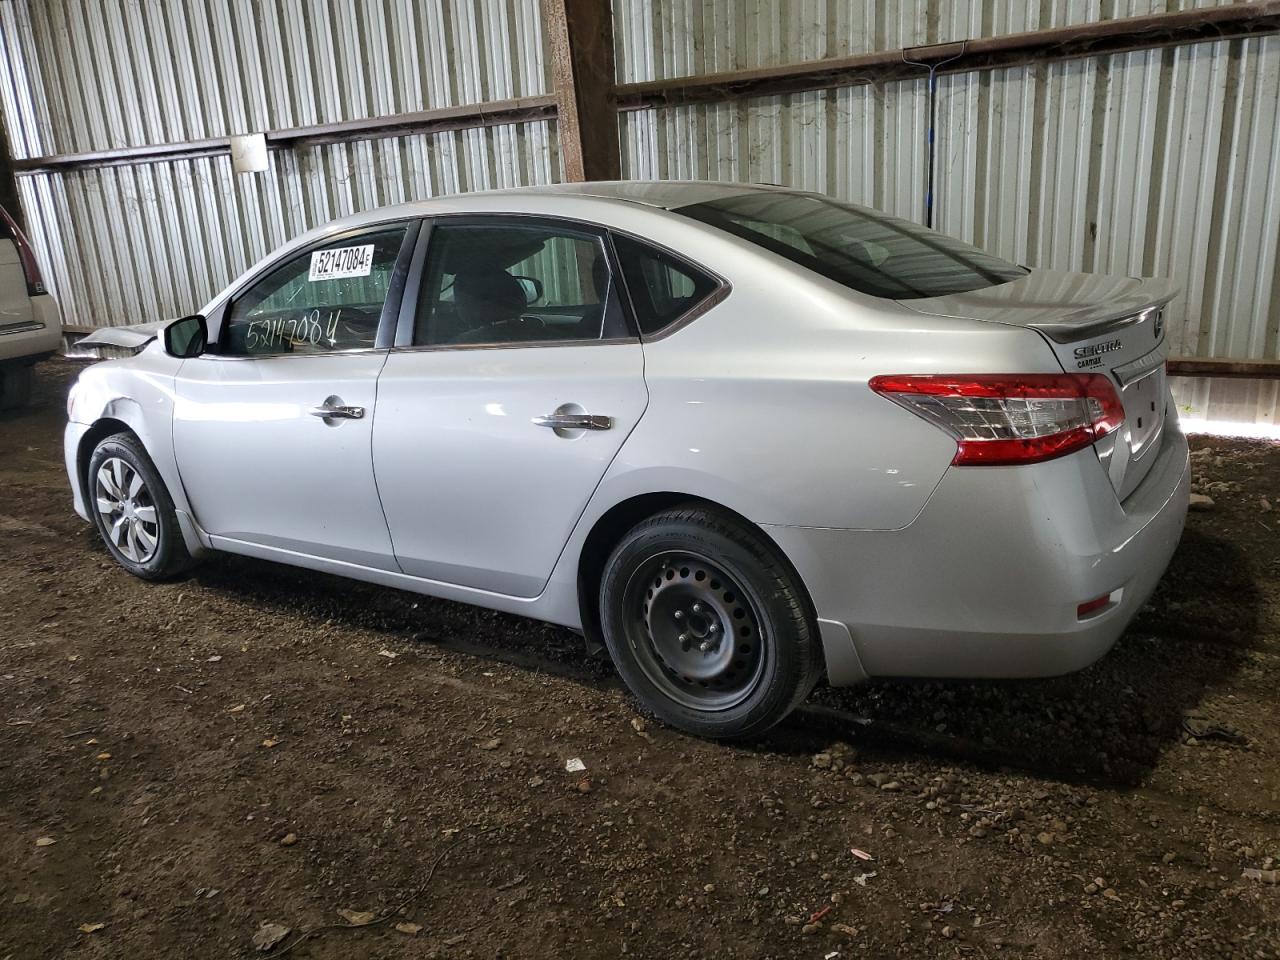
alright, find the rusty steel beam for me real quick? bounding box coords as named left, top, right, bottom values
left=11, top=94, right=559, bottom=174
left=615, top=1, right=1280, bottom=110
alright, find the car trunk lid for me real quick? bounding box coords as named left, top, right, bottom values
left=898, top=268, right=1178, bottom=499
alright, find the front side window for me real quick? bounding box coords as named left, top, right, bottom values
left=414, top=221, right=625, bottom=346
left=676, top=192, right=1027, bottom=300
left=221, top=227, right=408, bottom=356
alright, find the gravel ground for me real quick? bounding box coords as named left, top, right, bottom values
left=1, top=358, right=1278, bottom=960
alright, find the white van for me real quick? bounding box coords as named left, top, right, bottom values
left=0, top=204, right=59, bottom=408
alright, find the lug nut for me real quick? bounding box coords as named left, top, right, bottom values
left=692, top=603, right=704, bottom=614
left=673, top=610, right=685, bottom=621
left=678, top=632, right=691, bottom=651
left=708, top=623, right=719, bottom=634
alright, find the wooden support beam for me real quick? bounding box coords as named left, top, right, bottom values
left=545, top=0, right=620, bottom=182
left=1167, top=357, right=1280, bottom=379
left=0, top=111, right=22, bottom=219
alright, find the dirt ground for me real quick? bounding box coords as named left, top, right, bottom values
left=1, top=358, right=1278, bottom=960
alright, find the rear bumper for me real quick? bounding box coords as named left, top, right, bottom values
left=766, top=416, right=1190, bottom=684
left=0, top=293, right=60, bottom=363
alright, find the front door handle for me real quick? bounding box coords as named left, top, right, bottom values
left=532, top=413, right=613, bottom=431
left=309, top=400, right=365, bottom=421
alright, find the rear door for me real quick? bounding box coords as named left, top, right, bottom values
left=372, top=216, right=647, bottom=598
left=172, top=223, right=416, bottom=567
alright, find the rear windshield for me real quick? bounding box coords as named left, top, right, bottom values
left=675, top=192, right=1027, bottom=299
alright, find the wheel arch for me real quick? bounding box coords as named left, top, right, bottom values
left=75, top=405, right=208, bottom=558
left=75, top=416, right=137, bottom=506
left=575, top=492, right=823, bottom=673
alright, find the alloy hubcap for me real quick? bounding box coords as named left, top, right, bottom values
left=625, top=552, right=766, bottom=710
left=95, top=457, right=159, bottom=563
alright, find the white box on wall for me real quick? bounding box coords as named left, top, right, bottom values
left=230, top=133, right=268, bottom=174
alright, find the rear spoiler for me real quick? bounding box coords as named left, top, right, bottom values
left=1026, top=278, right=1180, bottom=343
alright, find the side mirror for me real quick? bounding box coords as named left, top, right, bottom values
left=163, top=314, right=207, bottom=358
left=511, top=275, right=544, bottom=306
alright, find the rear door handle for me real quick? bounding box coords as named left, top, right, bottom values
left=310, top=401, right=365, bottom=420
left=532, top=413, right=613, bottom=431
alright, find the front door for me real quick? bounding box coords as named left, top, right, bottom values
left=173, top=224, right=414, bottom=568
left=373, top=217, right=648, bottom=597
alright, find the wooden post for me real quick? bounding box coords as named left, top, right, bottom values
left=0, top=115, right=22, bottom=224
left=546, top=0, right=620, bottom=182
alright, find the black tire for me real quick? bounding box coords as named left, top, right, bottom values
left=0, top=364, right=34, bottom=409
left=600, top=505, right=823, bottom=739
left=87, top=432, right=196, bottom=580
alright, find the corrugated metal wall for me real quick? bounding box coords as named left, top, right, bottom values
left=0, top=0, right=557, bottom=327
left=15, top=126, right=559, bottom=328
left=0, top=0, right=550, bottom=158
left=616, top=0, right=1280, bottom=363
left=1, top=0, right=1278, bottom=366
left=1171, top=375, right=1280, bottom=432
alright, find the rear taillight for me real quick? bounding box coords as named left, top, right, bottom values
left=0, top=205, right=45, bottom=296
left=868, top=373, right=1124, bottom=466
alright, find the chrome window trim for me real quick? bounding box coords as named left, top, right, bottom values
left=189, top=347, right=391, bottom=362
left=636, top=281, right=730, bottom=343
left=388, top=336, right=638, bottom=355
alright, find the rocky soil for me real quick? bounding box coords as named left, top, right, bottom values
left=1, top=359, right=1278, bottom=959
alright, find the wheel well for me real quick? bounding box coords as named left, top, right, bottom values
left=76, top=418, right=135, bottom=499
left=576, top=493, right=821, bottom=665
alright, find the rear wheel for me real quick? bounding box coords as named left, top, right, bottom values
left=600, top=505, right=822, bottom=739
left=88, top=433, right=195, bottom=580
left=0, top=364, right=34, bottom=409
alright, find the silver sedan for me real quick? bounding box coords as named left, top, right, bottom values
left=65, top=181, right=1190, bottom=738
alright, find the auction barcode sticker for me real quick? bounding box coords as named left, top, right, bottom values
left=309, top=244, right=374, bottom=281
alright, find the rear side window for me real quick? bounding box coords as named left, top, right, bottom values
left=612, top=234, right=720, bottom=336
left=413, top=220, right=627, bottom=347
left=221, top=227, right=408, bottom=356
left=676, top=192, right=1027, bottom=300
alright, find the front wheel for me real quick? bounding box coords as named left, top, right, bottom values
left=600, top=505, right=823, bottom=739
left=88, top=433, right=196, bottom=580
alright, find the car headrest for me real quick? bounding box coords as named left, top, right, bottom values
left=591, top=254, right=610, bottom=300
left=455, top=268, right=526, bottom=315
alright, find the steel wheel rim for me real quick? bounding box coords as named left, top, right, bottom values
left=622, top=550, right=767, bottom=711
left=94, top=457, right=159, bottom=564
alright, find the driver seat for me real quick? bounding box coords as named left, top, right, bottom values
left=449, top=268, right=528, bottom=343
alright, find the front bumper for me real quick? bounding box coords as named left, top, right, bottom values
left=65, top=420, right=91, bottom=521
left=766, top=417, right=1190, bottom=683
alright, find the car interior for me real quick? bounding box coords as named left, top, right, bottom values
left=418, top=225, right=613, bottom=346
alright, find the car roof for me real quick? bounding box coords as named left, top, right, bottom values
left=505, top=179, right=788, bottom=208
left=318, top=180, right=791, bottom=234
